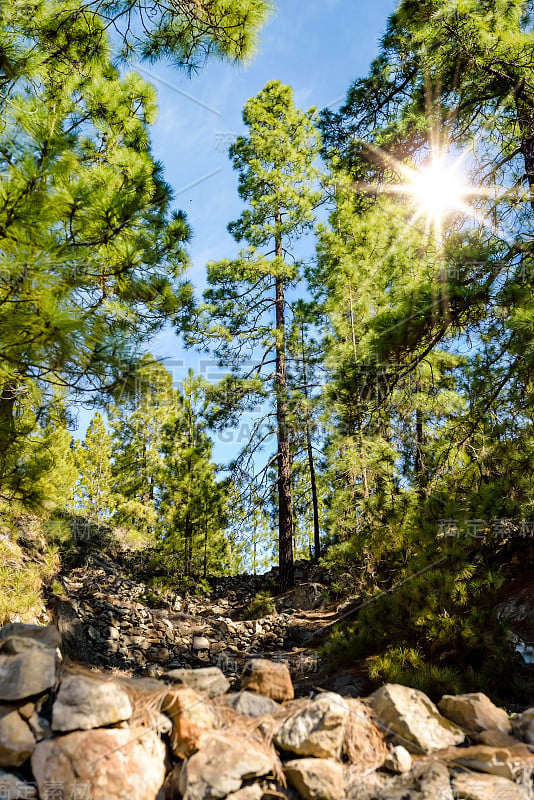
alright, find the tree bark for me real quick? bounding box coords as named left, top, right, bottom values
left=516, top=94, right=534, bottom=211
left=300, top=323, right=320, bottom=563
left=275, top=210, right=294, bottom=592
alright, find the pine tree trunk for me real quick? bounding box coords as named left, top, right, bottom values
left=516, top=95, right=534, bottom=211
left=300, top=325, right=320, bottom=563
left=275, top=212, right=294, bottom=592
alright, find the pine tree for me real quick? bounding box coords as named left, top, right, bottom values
left=74, top=413, right=114, bottom=525
left=0, top=4, right=192, bottom=497
left=194, top=81, right=322, bottom=591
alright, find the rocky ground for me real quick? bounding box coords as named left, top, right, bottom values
left=0, top=621, right=533, bottom=800
left=47, top=553, right=366, bottom=698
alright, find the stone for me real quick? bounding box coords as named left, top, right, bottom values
left=164, top=667, right=230, bottom=698
left=162, top=687, right=216, bottom=758
left=192, top=636, right=210, bottom=651
left=383, top=745, right=412, bottom=773
left=476, top=729, right=519, bottom=747
left=277, top=583, right=324, bottom=612
left=0, top=648, right=57, bottom=702
left=513, top=708, right=534, bottom=744
left=445, top=744, right=534, bottom=781
left=0, top=769, right=37, bottom=798
left=226, top=691, right=280, bottom=718
left=31, top=728, right=165, bottom=800
left=452, top=771, right=530, bottom=800
left=226, top=785, right=263, bottom=800
left=345, top=760, right=454, bottom=800
left=0, top=706, right=35, bottom=766
left=284, top=758, right=344, bottom=800
left=241, top=659, right=294, bottom=702
left=52, top=673, right=133, bottom=731
left=0, top=623, right=60, bottom=649
left=274, top=692, right=349, bottom=759
left=368, top=683, right=465, bottom=754
left=178, top=733, right=272, bottom=800
left=32, top=727, right=165, bottom=800
left=438, top=693, right=511, bottom=734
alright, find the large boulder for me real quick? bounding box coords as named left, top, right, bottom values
left=368, top=683, right=464, bottom=754
left=284, top=758, right=344, bottom=800
left=274, top=692, right=349, bottom=759
left=452, top=771, right=530, bottom=800
left=162, top=686, right=216, bottom=758
left=0, top=706, right=35, bottom=766
left=0, top=644, right=57, bottom=702
left=438, top=693, right=511, bottom=734
left=32, top=727, right=166, bottom=800
left=241, top=659, right=294, bottom=702
left=177, top=733, right=273, bottom=800
left=52, top=673, right=133, bottom=731
left=164, top=667, right=229, bottom=698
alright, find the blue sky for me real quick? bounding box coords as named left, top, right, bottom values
left=143, top=0, right=398, bottom=368
left=75, top=0, right=398, bottom=438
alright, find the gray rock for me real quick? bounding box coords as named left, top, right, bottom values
left=0, top=707, right=35, bottom=767
left=227, top=691, right=280, bottom=718
left=164, top=667, right=229, bottom=698
left=346, top=760, right=454, bottom=800
left=0, top=769, right=37, bottom=798
left=274, top=692, right=349, bottom=759
left=0, top=623, right=60, bottom=649
left=514, top=708, right=534, bottom=744
left=284, top=758, right=344, bottom=800
left=178, top=733, right=272, bottom=799
left=0, top=648, right=57, bottom=702
left=52, top=673, right=133, bottom=731
left=369, top=683, right=465, bottom=754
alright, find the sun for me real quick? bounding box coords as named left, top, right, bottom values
left=409, top=158, right=467, bottom=218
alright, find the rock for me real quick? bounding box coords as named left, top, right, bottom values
left=284, top=758, right=344, bottom=800
left=0, top=769, right=37, bottom=798
left=0, top=647, right=57, bottom=702
left=445, top=744, right=534, bottom=781
left=345, top=760, right=454, bottom=800
left=164, top=667, right=229, bottom=698
left=192, top=637, right=210, bottom=651
left=0, top=623, right=60, bottom=649
left=226, top=691, right=280, bottom=718
left=274, top=692, right=349, bottom=759
left=514, top=708, right=534, bottom=744
left=343, top=698, right=388, bottom=770
left=276, top=584, right=324, bottom=612
left=0, top=707, right=35, bottom=766
left=241, top=659, right=294, bottom=702
left=52, top=673, right=133, bottom=731
left=178, top=733, right=272, bottom=800
left=226, top=785, right=263, bottom=800
left=383, top=745, right=412, bottom=774
left=476, top=729, right=519, bottom=747
left=32, top=727, right=165, bottom=800
left=438, top=693, right=511, bottom=734
left=368, top=683, right=465, bottom=754
left=162, top=687, right=216, bottom=758
left=452, top=771, right=530, bottom=800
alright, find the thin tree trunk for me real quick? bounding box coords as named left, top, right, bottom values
left=414, top=380, right=426, bottom=499
left=300, top=323, right=320, bottom=563
left=275, top=209, right=294, bottom=592
left=516, top=94, right=534, bottom=211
